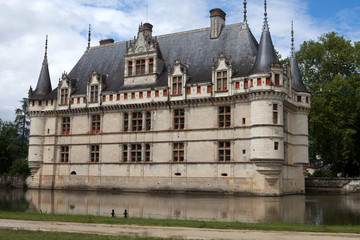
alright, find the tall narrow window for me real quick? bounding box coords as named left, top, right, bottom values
left=244, top=80, right=248, bottom=89
left=131, top=144, right=142, bottom=162
left=172, top=76, right=182, bottom=95
left=123, top=145, right=128, bottom=162
left=297, top=96, right=302, bottom=102
left=219, top=106, right=231, bottom=128
left=136, top=59, right=146, bottom=75
left=62, top=117, right=70, bottom=135
left=216, top=71, right=227, bottom=91
left=274, top=142, right=279, bottom=150
left=266, top=77, right=271, bottom=85
left=257, top=78, right=262, bottom=86
left=173, top=143, right=184, bottom=162
left=90, top=145, right=99, bottom=162
left=218, top=141, right=231, bottom=162
left=91, top=115, right=101, bottom=134
left=60, top=88, right=68, bottom=105
left=146, top=112, right=151, bottom=131
left=90, top=85, right=98, bottom=102
left=145, top=144, right=151, bottom=162
left=61, top=146, right=69, bottom=163
left=174, top=109, right=185, bottom=130
left=148, top=58, right=154, bottom=73
left=273, top=104, right=278, bottom=124
left=124, top=113, right=129, bottom=131
left=132, top=112, right=142, bottom=131
left=275, top=74, right=280, bottom=86
left=128, top=61, right=133, bottom=76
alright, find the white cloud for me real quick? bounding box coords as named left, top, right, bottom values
left=0, top=0, right=357, bottom=121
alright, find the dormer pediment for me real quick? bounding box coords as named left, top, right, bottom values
left=126, top=23, right=158, bottom=56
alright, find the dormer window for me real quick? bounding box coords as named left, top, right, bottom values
left=128, top=61, right=133, bottom=76
left=60, top=88, right=68, bottom=105
left=149, top=58, right=154, bottom=73
left=90, top=85, right=98, bottom=102
left=275, top=74, right=280, bottom=85
left=217, top=71, right=227, bottom=91
left=136, top=59, right=146, bottom=75
left=172, top=76, right=182, bottom=95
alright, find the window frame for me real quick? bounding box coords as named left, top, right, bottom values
left=218, top=141, right=231, bottom=162
left=91, top=114, right=101, bottom=134
left=131, top=144, right=142, bottom=162
left=132, top=112, right=143, bottom=131
left=273, top=104, right=278, bottom=124
left=218, top=106, right=231, bottom=128
left=62, top=117, right=70, bottom=135
left=90, top=85, right=99, bottom=102
left=216, top=71, right=227, bottom=91
left=172, top=76, right=183, bottom=95
left=60, top=88, right=68, bottom=105
left=90, top=145, right=100, bottom=162
left=173, top=143, right=184, bottom=162
left=174, top=109, right=185, bottom=130
left=61, top=146, right=69, bottom=163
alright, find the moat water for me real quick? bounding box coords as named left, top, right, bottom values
left=1, top=189, right=360, bottom=225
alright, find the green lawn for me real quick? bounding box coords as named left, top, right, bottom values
left=0, top=211, right=359, bottom=234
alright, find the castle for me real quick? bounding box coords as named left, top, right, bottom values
left=27, top=1, right=310, bottom=195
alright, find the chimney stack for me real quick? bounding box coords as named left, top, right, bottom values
left=142, top=22, right=153, bottom=37
left=210, top=8, right=226, bottom=39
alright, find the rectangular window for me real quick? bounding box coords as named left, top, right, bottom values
left=32, top=101, right=35, bottom=106
left=124, top=113, right=129, bottom=131
left=139, top=92, right=143, bottom=98
left=132, top=112, right=143, bottom=131
left=250, top=79, right=253, bottom=87
left=102, top=95, right=106, bottom=102
left=173, top=143, right=184, bottom=162
left=197, top=86, right=201, bottom=94
left=91, top=115, right=101, bottom=134
left=266, top=77, right=271, bottom=85
left=117, top=94, right=120, bottom=100
left=71, top=98, right=74, bottom=104
left=219, top=106, right=231, bottom=128
left=273, top=104, right=278, bottom=124
left=155, top=90, right=159, bottom=97
left=257, top=78, right=262, bottom=86
left=51, top=100, right=54, bottom=105
left=131, top=92, right=135, bottom=99
left=123, top=145, right=128, bottom=162
left=46, top=100, right=48, bottom=106
left=275, top=74, right=280, bottom=86
left=146, top=111, right=151, bottom=131
left=218, top=141, right=231, bottom=162
left=297, top=96, right=302, bottom=102
left=172, top=76, right=182, bottom=95
left=77, top=98, right=80, bottom=104
left=187, top=87, right=191, bottom=94
left=131, top=144, right=142, bottom=162
left=83, top=97, right=86, bottom=103
left=128, top=61, right=133, bottom=76
left=216, top=71, right=227, bottom=91
left=163, top=89, right=167, bottom=97
left=148, top=58, right=153, bottom=73
left=235, top=82, right=240, bottom=89
left=174, top=109, right=185, bottom=130
left=90, top=85, right=98, bottom=102
left=145, top=144, right=151, bottom=162
left=124, top=93, right=128, bottom=100
left=61, top=146, right=69, bottom=163
left=110, top=95, right=113, bottom=101
left=62, top=117, right=70, bottom=135
left=136, top=59, right=146, bottom=75
left=244, top=80, right=248, bottom=89
left=38, top=100, right=42, bottom=106
left=147, top=91, right=151, bottom=98
left=306, top=97, right=309, bottom=103
left=90, top=145, right=99, bottom=162
left=60, top=88, right=68, bottom=105
left=274, top=142, right=279, bottom=150
left=207, top=86, right=211, bottom=93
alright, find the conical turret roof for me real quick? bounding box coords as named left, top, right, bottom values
left=250, top=0, right=277, bottom=75
left=33, top=36, right=52, bottom=96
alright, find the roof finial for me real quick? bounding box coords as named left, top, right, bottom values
left=291, top=21, right=295, bottom=57
left=87, top=24, right=91, bottom=51
left=43, top=35, right=48, bottom=64
left=263, top=0, right=269, bottom=31
left=243, top=0, right=247, bottom=23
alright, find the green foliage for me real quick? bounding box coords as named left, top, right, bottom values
left=309, top=170, right=332, bottom=178
left=0, top=120, right=22, bottom=173
left=297, top=32, right=360, bottom=177
left=9, top=160, right=30, bottom=177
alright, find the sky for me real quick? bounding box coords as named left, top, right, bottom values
left=0, top=0, right=359, bottom=121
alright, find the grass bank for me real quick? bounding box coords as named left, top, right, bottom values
left=0, top=211, right=359, bottom=234
left=0, top=229, right=170, bottom=240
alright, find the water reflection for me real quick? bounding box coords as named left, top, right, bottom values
left=1, top=189, right=360, bottom=225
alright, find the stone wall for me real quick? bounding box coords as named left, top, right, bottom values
left=0, top=174, right=25, bottom=189
left=305, top=177, right=360, bottom=193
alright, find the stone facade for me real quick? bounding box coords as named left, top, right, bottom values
left=27, top=5, right=310, bottom=196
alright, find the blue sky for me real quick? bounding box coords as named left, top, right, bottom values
left=0, top=0, right=359, bottom=121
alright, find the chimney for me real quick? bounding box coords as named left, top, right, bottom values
left=142, top=22, right=153, bottom=37
left=210, top=8, right=226, bottom=39
left=99, top=39, right=114, bottom=46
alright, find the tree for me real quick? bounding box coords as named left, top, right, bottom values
left=297, top=32, right=360, bottom=177
left=0, top=120, right=22, bottom=173
left=14, top=98, right=30, bottom=160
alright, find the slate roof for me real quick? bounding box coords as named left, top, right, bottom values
left=30, top=57, right=53, bottom=99
left=67, top=22, right=259, bottom=95
left=290, top=56, right=309, bottom=93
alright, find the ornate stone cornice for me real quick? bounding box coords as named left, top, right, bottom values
left=248, top=90, right=286, bottom=102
